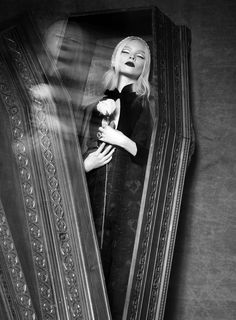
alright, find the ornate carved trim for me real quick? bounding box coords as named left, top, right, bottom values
left=0, top=199, right=37, bottom=319
left=124, top=8, right=192, bottom=320
left=0, top=42, right=57, bottom=319
left=1, top=23, right=109, bottom=320
left=5, top=32, right=88, bottom=319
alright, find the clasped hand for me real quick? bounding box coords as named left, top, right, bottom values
left=84, top=125, right=123, bottom=172
left=84, top=125, right=130, bottom=172
left=97, top=125, right=125, bottom=147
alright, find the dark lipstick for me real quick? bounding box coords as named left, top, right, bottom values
left=125, top=61, right=135, bottom=67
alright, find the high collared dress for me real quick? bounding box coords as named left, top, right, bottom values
left=82, top=84, right=152, bottom=320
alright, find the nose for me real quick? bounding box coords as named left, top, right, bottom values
left=129, top=53, right=135, bottom=60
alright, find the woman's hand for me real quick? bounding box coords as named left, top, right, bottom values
left=98, top=125, right=137, bottom=156
left=98, top=125, right=125, bottom=146
left=84, top=142, right=115, bottom=172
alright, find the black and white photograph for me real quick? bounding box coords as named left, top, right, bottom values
left=0, top=1, right=235, bottom=320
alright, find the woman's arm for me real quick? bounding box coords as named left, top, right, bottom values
left=98, top=125, right=137, bottom=156
left=98, top=103, right=152, bottom=164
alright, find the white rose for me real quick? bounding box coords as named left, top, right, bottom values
left=97, top=99, right=116, bottom=116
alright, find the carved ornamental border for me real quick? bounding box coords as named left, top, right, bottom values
left=0, top=23, right=110, bottom=320
left=0, top=199, right=37, bottom=320
left=123, top=8, right=192, bottom=320
left=0, top=49, right=56, bottom=319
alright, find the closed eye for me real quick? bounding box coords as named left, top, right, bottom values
left=121, top=49, right=130, bottom=54
left=136, top=54, right=145, bottom=59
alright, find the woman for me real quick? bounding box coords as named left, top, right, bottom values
left=83, top=36, right=152, bottom=319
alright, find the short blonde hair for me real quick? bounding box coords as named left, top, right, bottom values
left=103, top=36, right=151, bottom=98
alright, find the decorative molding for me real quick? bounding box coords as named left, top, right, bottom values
left=31, top=96, right=85, bottom=320
left=3, top=30, right=86, bottom=319
left=0, top=18, right=111, bottom=320
left=0, top=45, right=57, bottom=319
left=124, top=8, right=192, bottom=320
left=4, top=33, right=85, bottom=319
left=0, top=199, right=37, bottom=319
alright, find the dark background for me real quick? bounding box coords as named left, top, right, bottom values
left=0, top=1, right=235, bottom=319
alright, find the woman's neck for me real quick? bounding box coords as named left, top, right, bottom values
left=117, top=75, right=135, bottom=92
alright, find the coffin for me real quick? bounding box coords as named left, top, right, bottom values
left=0, top=7, right=193, bottom=320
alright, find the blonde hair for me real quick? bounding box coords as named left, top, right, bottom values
left=103, top=36, right=151, bottom=99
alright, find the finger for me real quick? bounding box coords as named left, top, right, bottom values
left=96, top=142, right=106, bottom=153
left=100, top=126, right=111, bottom=132
left=103, top=148, right=115, bottom=159
left=99, top=127, right=105, bottom=132
left=103, top=156, right=113, bottom=165
left=101, top=144, right=113, bottom=156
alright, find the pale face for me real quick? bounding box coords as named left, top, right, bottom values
left=117, top=40, right=146, bottom=80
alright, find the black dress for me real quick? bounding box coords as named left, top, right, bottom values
left=83, top=84, right=152, bottom=320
